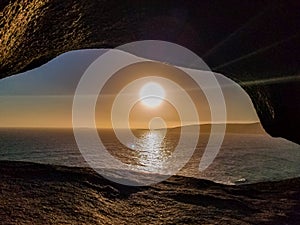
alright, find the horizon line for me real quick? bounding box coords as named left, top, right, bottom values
left=0, top=121, right=261, bottom=129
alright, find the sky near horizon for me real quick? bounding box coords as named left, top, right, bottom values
left=0, top=49, right=259, bottom=128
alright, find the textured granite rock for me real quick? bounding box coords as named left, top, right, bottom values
left=0, top=161, right=300, bottom=224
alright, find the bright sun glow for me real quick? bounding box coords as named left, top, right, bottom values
left=139, top=82, right=165, bottom=107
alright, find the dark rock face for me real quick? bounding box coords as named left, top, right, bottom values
left=1, top=161, right=300, bottom=224
left=0, top=0, right=299, bottom=143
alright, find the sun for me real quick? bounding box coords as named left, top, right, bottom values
left=139, top=82, right=165, bottom=107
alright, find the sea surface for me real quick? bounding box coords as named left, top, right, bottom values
left=0, top=127, right=299, bottom=185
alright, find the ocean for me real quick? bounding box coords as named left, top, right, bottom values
left=0, top=127, right=299, bottom=185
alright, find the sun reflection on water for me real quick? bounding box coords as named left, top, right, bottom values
left=133, top=130, right=171, bottom=172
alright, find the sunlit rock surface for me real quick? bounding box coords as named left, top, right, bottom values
left=0, top=161, right=299, bottom=224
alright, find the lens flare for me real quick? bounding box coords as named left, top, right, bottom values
left=72, top=40, right=227, bottom=186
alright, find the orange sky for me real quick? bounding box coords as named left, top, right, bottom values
left=0, top=50, right=259, bottom=128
